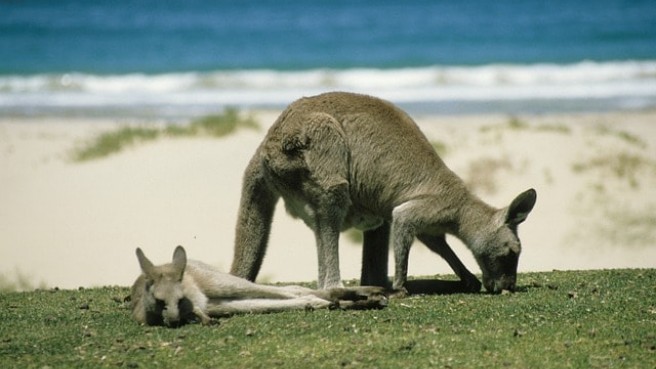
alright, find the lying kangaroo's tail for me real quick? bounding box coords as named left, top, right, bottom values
left=230, top=153, right=279, bottom=281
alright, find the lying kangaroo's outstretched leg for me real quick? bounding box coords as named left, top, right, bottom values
left=205, top=286, right=387, bottom=317
left=202, top=264, right=388, bottom=307
left=205, top=295, right=332, bottom=317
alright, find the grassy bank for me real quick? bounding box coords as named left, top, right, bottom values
left=1, top=269, right=654, bottom=369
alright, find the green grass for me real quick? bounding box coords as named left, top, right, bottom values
left=572, top=151, right=656, bottom=189
left=480, top=117, right=572, bottom=136
left=165, top=108, right=259, bottom=138
left=72, top=108, right=259, bottom=161
left=1, top=270, right=655, bottom=368
left=593, top=125, right=647, bottom=149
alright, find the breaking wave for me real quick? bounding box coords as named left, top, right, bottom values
left=2, top=60, right=655, bottom=116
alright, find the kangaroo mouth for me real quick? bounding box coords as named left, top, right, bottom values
left=484, top=276, right=516, bottom=294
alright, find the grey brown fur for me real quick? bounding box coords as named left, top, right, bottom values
left=131, top=246, right=387, bottom=327
left=231, top=92, right=536, bottom=293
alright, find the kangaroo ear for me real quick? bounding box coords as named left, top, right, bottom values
left=136, top=248, right=155, bottom=276
left=172, top=245, right=187, bottom=280
left=506, top=188, right=537, bottom=225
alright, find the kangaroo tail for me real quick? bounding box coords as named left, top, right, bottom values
left=230, top=153, right=279, bottom=281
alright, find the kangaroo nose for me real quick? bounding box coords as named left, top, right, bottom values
left=502, top=277, right=516, bottom=293
left=164, top=315, right=180, bottom=327
left=505, top=282, right=516, bottom=293
left=485, top=277, right=516, bottom=294
left=162, top=307, right=181, bottom=327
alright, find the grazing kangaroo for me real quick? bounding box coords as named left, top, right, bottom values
left=231, top=92, right=536, bottom=294
left=131, top=246, right=387, bottom=327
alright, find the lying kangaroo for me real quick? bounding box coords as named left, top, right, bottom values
left=131, top=246, right=387, bottom=327
left=231, top=92, right=536, bottom=293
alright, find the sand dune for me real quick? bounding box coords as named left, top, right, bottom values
left=1, top=110, right=655, bottom=290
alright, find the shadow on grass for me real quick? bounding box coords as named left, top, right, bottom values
left=404, top=279, right=477, bottom=295
left=404, top=278, right=549, bottom=295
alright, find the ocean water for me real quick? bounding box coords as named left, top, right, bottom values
left=1, top=0, right=656, bottom=117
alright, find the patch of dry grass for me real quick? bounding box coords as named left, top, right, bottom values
left=71, top=108, right=258, bottom=161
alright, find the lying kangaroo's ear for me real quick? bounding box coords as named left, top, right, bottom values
left=506, top=188, right=537, bottom=226
left=172, top=245, right=187, bottom=280
left=136, top=248, right=155, bottom=276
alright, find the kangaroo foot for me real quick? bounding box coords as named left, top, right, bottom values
left=324, top=286, right=388, bottom=310
left=318, top=286, right=386, bottom=302
left=192, top=307, right=217, bottom=326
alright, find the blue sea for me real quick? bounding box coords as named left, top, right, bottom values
left=1, top=0, right=656, bottom=117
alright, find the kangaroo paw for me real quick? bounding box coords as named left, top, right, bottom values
left=347, top=293, right=388, bottom=310
left=324, top=286, right=387, bottom=302
left=193, top=307, right=215, bottom=326
left=461, top=276, right=482, bottom=293
left=321, top=286, right=389, bottom=310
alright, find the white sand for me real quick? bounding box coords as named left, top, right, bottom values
left=1, top=110, right=655, bottom=290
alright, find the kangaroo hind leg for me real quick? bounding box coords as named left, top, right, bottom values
left=301, top=113, right=352, bottom=289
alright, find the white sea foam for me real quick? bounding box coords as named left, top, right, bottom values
left=1, top=60, right=655, bottom=115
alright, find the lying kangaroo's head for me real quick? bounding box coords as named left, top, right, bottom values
left=136, top=246, right=196, bottom=327
left=473, top=189, right=537, bottom=293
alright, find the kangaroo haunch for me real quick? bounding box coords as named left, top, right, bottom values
left=231, top=92, right=536, bottom=294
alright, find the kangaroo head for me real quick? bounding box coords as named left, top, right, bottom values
left=136, top=246, right=195, bottom=327
left=474, top=188, right=537, bottom=293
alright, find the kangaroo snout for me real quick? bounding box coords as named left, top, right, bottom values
left=162, top=297, right=197, bottom=327
left=162, top=305, right=180, bottom=327
left=484, top=275, right=516, bottom=294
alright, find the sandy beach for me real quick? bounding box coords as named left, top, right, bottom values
left=1, top=110, right=655, bottom=290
